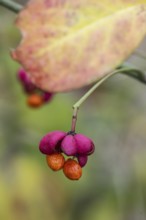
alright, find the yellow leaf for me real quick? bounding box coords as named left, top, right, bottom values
left=12, top=0, right=146, bottom=92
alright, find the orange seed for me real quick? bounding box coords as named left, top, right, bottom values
left=63, top=159, right=82, bottom=180
left=46, top=153, right=65, bottom=171
left=27, top=93, right=43, bottom=108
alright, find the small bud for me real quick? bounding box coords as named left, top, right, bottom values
left=27, top=94, right=43, bottom=108
left=63, top=159, right=82, bottom=180
left=46, top=153, right=65, bottom=171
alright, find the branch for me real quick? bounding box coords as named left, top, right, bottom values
left=0, top=0, right=22, bottom=13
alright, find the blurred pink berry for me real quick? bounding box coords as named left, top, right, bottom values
left=42, top=92, right=54, bottom=103
left=17, top=69, right=54, bottom=104
left=23, top=81, right=36, bottom=94
left=17, top=68, right=36, bottom=94
left=17, top=69, right=28, bottom=83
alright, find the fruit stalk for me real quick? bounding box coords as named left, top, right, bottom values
left=71, top=107, right=78, bottom=132
left=71, top=67, right=136, bottom=131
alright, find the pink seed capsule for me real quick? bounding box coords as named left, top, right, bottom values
left=77, top=155, right=88, bottom=167
left=42, top=92, right=54, bottom=103
left=17, top=69, right=28, bottom=83
left=23, top=81, right=36, bottom=94
left=74, top=134, right=95, bottom=155
left=39, top=131, right=66, bottom=155
left=61, top=135, right=77, bottom=156
left=18, top=69, right=36, bottom=94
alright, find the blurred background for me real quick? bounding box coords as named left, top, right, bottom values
left=0, top=1, right=146, bottom=220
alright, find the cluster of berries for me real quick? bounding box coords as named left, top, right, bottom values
left=17, top=69, right=53, bottom=108
left=39, top=130, right=95, bottom=180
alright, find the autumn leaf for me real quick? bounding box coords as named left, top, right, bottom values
left=12, top=0, right=146, bottom=92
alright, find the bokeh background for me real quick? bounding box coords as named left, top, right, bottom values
left=0, top=1, right=146, bottom=220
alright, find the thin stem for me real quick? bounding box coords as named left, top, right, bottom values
left=71, top=67, right=133, bottom=132
left=71, top=108, right=79, bottom=133
left=0, top=0, right=22, bottom=13
left=73, top=68, right=131, bottom=110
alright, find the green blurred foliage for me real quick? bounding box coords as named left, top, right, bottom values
left=0, top=5, right=146, bottom=220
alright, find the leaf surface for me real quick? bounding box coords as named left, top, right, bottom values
left=12, top=0, right=146, bottom=92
